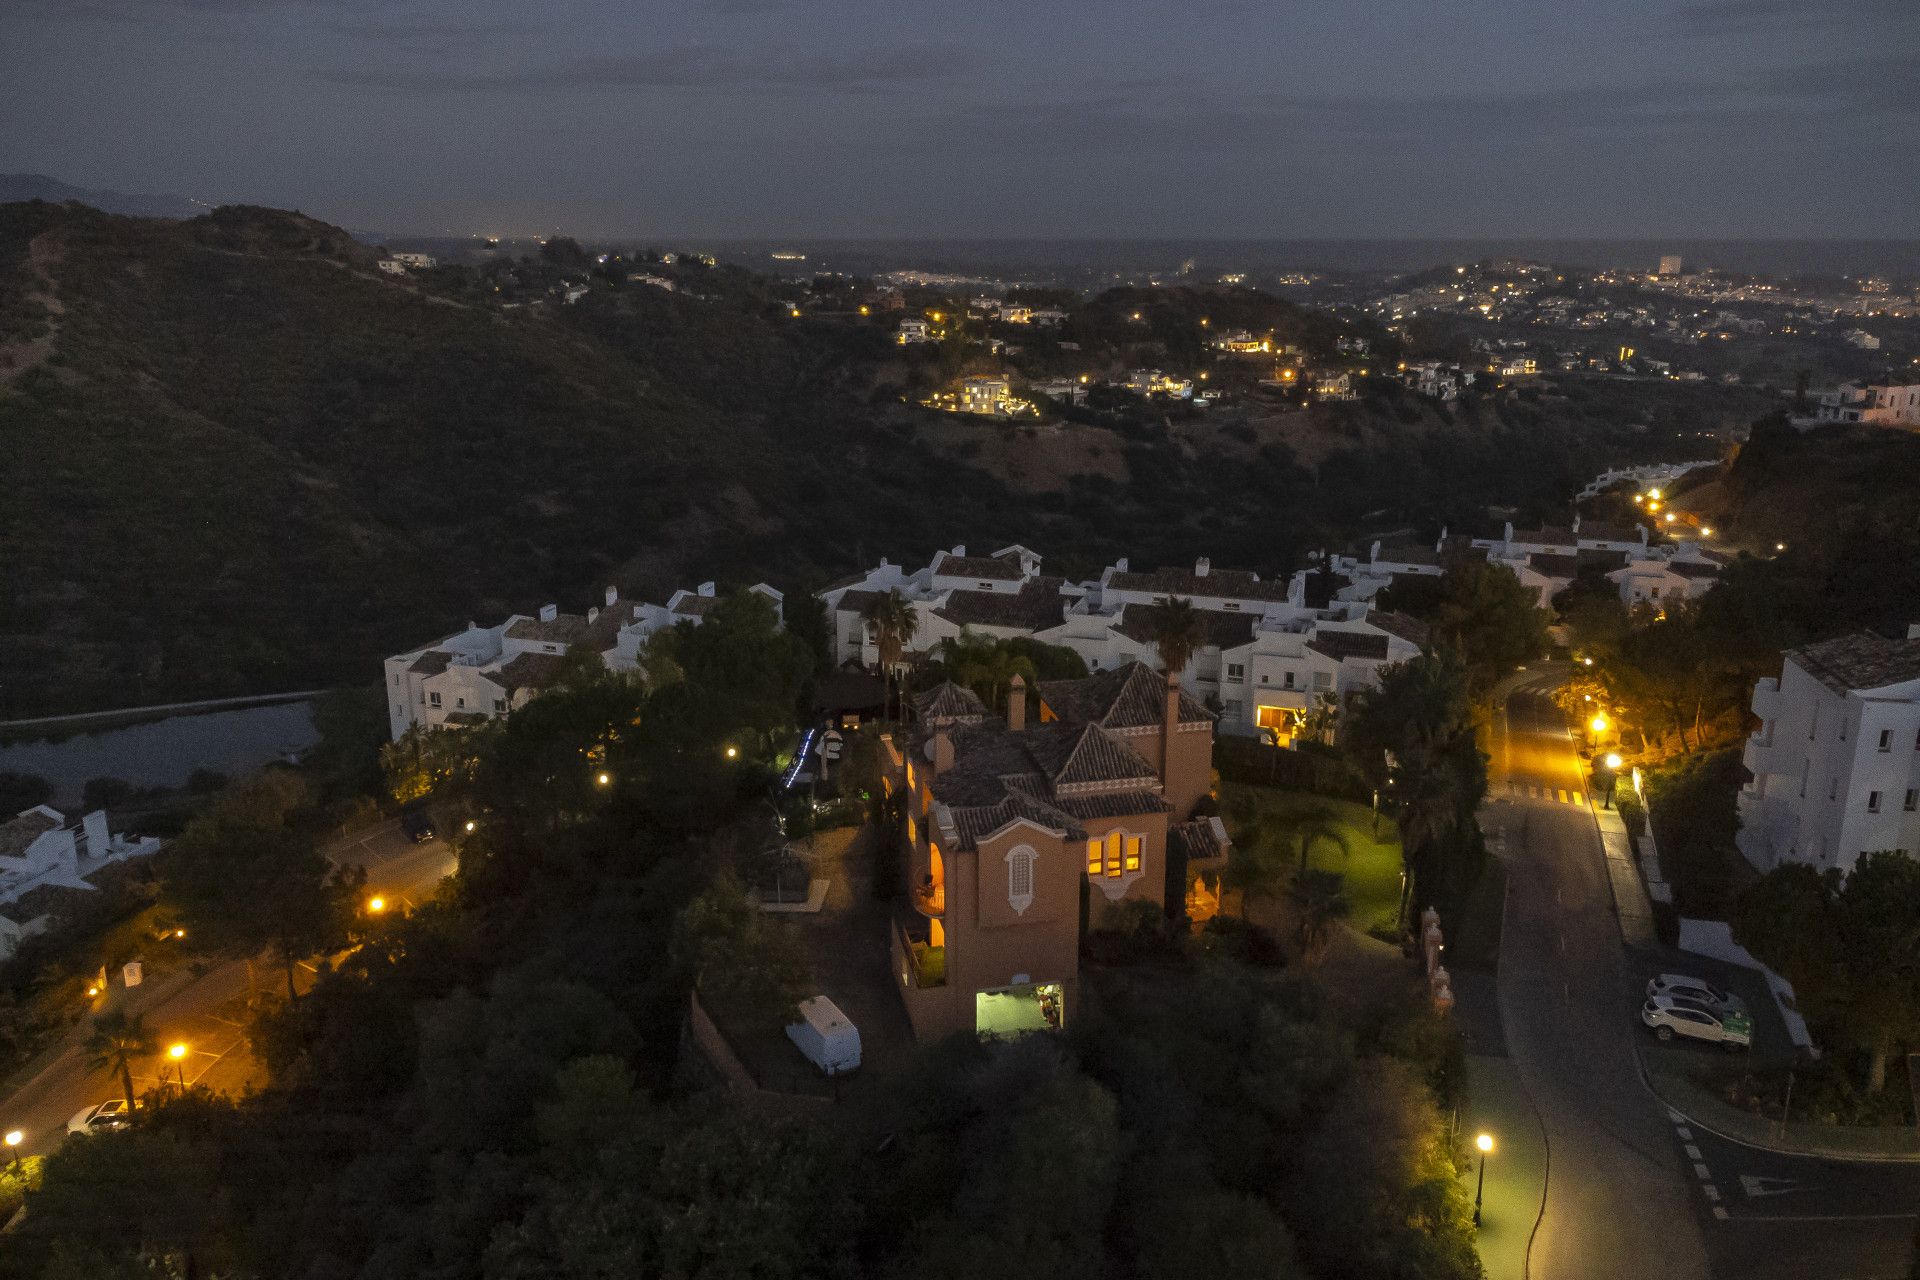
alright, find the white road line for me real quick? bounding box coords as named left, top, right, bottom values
left=1685, top=1144, right=1702, bottom=1160
left=1676, top=1127, right=1693, bottom=1140
left=1693, top=1163, right=1712, bottom=1179
left=1712, top=1207, right=1729, bottom=1220
left=1702, top=1185, right=1721, bottom=1202
left=1668, top=1108, right=1686, bottom=1123
left=1556, top=789, right=1569, bottom=804
left=1572, top=792, right=1586, bottom=808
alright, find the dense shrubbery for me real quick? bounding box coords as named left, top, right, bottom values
left=1645, top=748, right=1749, bottom=917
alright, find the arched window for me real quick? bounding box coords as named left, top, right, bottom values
left=1006, top=846, right=1036, bottom=914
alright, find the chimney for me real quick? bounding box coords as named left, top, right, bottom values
left=1008, top=674, right=1027, bottom=731
left=932, top=730, right=955, bottom=775
left=1503, top=520, right=1515, bottom=544
left=1194, top=556, right=1211, bottom=578
left=587, top=606, right=600, bottom=624
left=1907, top=623, right=1920, bottom=641
left=538, top=603, right=558, bottom=623
left=605, top=585, right=619, bottom=607
left=698, top=581, right=716, bottom=597
left=1572, top=513, right=1583, bottom=533
left=81, top=810, right=110, bottom=860
left=952, top=544, right=966, bottom=557
left=1437, top=524, right=1449, bottom=550
left=1115, top=557, right=1129, bottom=573
left=1369, top=539, right=1382, bottom=565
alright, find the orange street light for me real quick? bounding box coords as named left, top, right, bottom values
left=464, top=819, right=476, bottom=833
left=367, top=896, right=386, bottom=914
left=1604, top=752, right=1623, bottom=770
left=4, top=1129, right=20, bottom=1169
left=1590, top=714, right=1610, bottom=735
left=725, top=745, right=739, bottom=760
left=167, top=1042, right=188, bottom=1089
left=596, top=772, right=611, bottom=786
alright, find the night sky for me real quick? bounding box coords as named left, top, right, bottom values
left=5, top=0, right=1916, bottom=239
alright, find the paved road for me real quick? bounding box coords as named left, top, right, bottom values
left=0, top=820, right=455, bottom=1156
left=1492, top=677, right=1920, bottom=1280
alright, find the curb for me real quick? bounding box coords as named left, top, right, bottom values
left=1485, top=808, right=1551, bottom=1280
left=1636, top=1059, right=1920, bottom=1165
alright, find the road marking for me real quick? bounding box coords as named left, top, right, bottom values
left=1668, top=1108, right=1685, bottom=1123
left=1712, top=1206, right=1729, bottom=1220
left=1676, top=1126, right=1692, bottom=1140
left=1684, top=1144, right=1702, bottom=1160
left=1556, top=789, right=1569, bottom=804
left=1702, top=1185, right=1720, bottom=1202
left=1571, top=791, right=1585, bottom=807
left=1693, top=1163, right=1712, bottom=1179
left=1739, top=1175, right=1804, bottom=1199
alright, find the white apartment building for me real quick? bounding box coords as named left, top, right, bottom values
left=960, top=376, right=1017, bottom=416
left=820, top=546, right=1426, bottom=743
left=0, top=806, right=162, bottom=958
left=384, top=580, right=783, bottom=741
left=896, top=318, right=933, bottom=345
left=1737, top=628, right=1920, bottom=874
left=1812, top=380, right=1920, bottom=429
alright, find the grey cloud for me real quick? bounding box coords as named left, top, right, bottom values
left=320, top=42, right=975, bottom=92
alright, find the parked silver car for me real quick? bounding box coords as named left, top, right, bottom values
left=66, top=1098, right=133, bottom=1136
left=1646, top=973, right=1744, bottom=1015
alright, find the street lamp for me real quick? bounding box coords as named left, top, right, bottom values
left=1589, top=713, right=1609, bottom=735
left=367, top=895, right=386, bottom=915
left=1599, top=752, right=1623, bottom=808
left=595, top=771, right=611, bottom=787
left=168, top=1042, right=188, bottom=1090
left=4, top=1129, right=21, bottom=1170
left=464, top=819, right=476, bottom=833
left=725, top=745, right=739, bottom=760
left=1474, top=1132, right=1494, bottom=1225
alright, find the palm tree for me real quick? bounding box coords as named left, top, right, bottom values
left=1144, top=596, right=1208, bottom=679
left=860, top=589, right=918, bottom=721
left=1287, top=869, right=1349, bottom=966
left=1222, top=812, right=1292, bottom=922
left=936, top=631, right=1038, bottom=712
left=86, top=1008, right=156, bottom=1109
left=1288, top=803, right=1350, bottom=875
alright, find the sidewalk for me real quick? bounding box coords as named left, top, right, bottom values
left=1645, top=1067, right=1920, bottom=1163
left=1590, top=801, right=1658, bottom=950
left=1465, top=1053, right=1549, bottom=1280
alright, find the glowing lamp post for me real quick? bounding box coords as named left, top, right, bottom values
left=725, top=745, right=739, bottom=760
left=595, top=772, right=611, bottom=787
left=168, top=1042, right=188, bottom=1090
left=1599, top=751, right=1623, bottom=808
left=367, top=895, right=386, bottom=915
left=1473, top=1133, right=1494, bottom=1225
left=4, top=1129, right=21, bottom=1169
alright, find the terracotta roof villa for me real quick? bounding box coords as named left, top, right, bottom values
left=885, top=662, right=1227, bottom=1042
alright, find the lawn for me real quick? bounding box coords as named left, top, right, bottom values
left=1218, top=784, right=1405, bottom=936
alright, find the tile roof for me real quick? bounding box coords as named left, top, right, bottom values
left=832, top=588, right=887, bottom=616
left=1037, top=662, right=1212, bottom=730
left=1053, top=790, right=1171, bottom=821
left=1017, top=722, right=1162, bottom=790
left=914, top=682, right=990, bottom=726
left=505, top=613, right=589, bottom=644
left=1575, top=520, right=1646, bottom=543
left=1114, top=603, right=1257, bottom=651
left=0, top=808, right=62, bottom=860
left=1666, top=560, right=1721, bottom=580
left=1789, top=632, right=1920, bottom=695
left=671, top=595, right=717, bottom=617
left=1510, top=527, right=1578, bottom=549
left=1308, top=631, right=1391, bottom=663
left=1367, top=611, right=1429, bottom=646
left=1106, top=565, right=1293, bottom=603
left=1374, top=542, right=1440, bottom=567
left=934, top=553, right=1024, bottom=582
left=934, top=575, right=1071, bottom=631
left=483, top=651, right=571, bottom=694
left=407, top=651, right=452, bottom=676
left=1170, top=815, right=1230, bottom=865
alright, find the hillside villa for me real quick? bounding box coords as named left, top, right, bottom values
left=885, top=663, right=1229, bottom=1041
left=0, top=806, right=162, bottom=958
left=383, top=580, right=783, bottom=741
left=821, top=545, right=1427, bottom=746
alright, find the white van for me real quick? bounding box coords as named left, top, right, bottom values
left=786, top=996, right=861, bottom=1075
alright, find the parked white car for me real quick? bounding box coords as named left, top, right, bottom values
left=66, top=1098, right=133, bottom=1136
left=1641, top=995, right=1752, bottom=1049
left=1646, top=973, right=1744, bottom=1014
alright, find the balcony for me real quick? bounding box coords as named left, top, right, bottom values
left=914, top=876, right=946, bottom=917
left=895, top=915, right=947, bottom=989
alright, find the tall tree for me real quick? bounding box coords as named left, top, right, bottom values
left=85, top=1009, right=155, bottom=1108
left=1288, top=869, right=1350, bottom=966
left=859, top=589, right=919, bottom=720
left=1144, top=597, right=1208, bottom=678
left=162, top=773, right=359, bottom=1001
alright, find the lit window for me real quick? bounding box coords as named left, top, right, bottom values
left=1087, top=840, right=1102, bottom=875
left=905, top=762, right=915, bottom=790
left=1125, top=836, right=1142, bottom=872
left=1105, top=830, right=1123, bottom=878
left=907, top=815, right=917, bottom=846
